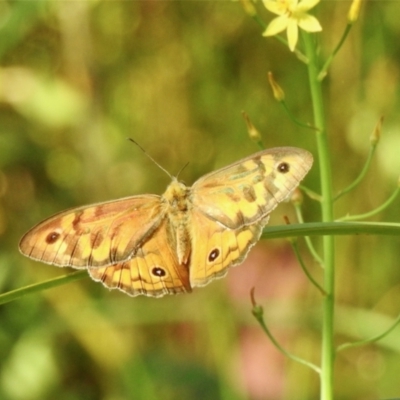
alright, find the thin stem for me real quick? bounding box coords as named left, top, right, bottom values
left=291, top=240, right=326, bottom=295
left=302, top=32, right=335, bottom=400
left=334, top=144, right=377, bottom=201
left=294, top=204, right=324, bottom=266
left=281, top=101, right=319, bottom=131
left=300, top=184, right=323, bottom=202
left=337, top=311, right=400, bottom=352
left=318, top=24, right=352, bottom=81
left=252, top=302, right=321, bottom=374
left=337, top=186, right=400, bottom=222
left=261, top=221, right=400, bottom=240
left=0, top=270, right=86, bottom=305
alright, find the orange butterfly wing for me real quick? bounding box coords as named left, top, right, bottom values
left=189, top=211, right=268, bottom=287
left=19, top=195, right=165, bottom=268
left=87, top=219, right=191, bottom=297
left=19, top=196, right=192, bottom=297
left=188, top=147, right=313, bottom=285
left=191, top=147, right=313, bottom=228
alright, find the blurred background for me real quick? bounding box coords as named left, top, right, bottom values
left=1, top=1, right=400, bottom=399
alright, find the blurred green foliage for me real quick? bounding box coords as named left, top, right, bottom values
left=1, top=1, right=400, bottom=399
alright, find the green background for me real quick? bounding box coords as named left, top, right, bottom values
left=1, top=1, right=400, bottom=399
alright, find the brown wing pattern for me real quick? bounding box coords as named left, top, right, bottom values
left=189, top=210, right=269, bottom=287
left=191, top=147, right=313, bottom=229
left=88, top=219, right=191, bottom=297
left=19, top=195, right=164, bottom=268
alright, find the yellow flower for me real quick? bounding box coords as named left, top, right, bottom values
left=262, top=0, right=322, bottom=51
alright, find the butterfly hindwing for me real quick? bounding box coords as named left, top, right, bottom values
left=88, top=220, right=191, bottom=297
left=189, top=210, right=269, bottom=287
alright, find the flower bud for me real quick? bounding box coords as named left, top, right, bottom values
left=268, top=71, right=285, bottom=101
left=370, top=116, right=383, bottom=146
left=239, top=0, right=257, bottom=16
left=348, top=0, right=362, bottom=23
left=242, top=111, right=262, bottom=143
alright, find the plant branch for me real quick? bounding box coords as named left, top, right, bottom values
left=303, top=31, right=335, bottom=400
left=334, top=144, right=377, bottom=201
left=337, top=311, right=400, bottom=352
left=337, top=186, right=400, bottom=222
left=251, top=290, right=321, bottom=374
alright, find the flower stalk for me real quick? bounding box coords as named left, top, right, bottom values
left=302, top=31, right=336, bottom=400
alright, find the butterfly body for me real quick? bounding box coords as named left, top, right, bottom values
left=161, top=179, right=192, bottom=266
left=19, top=147, right=313, bottom=297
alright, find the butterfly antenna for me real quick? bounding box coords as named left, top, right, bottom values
left=176, top=161, right=189, bottom=179
left=127, top=138, right=173, bottom=179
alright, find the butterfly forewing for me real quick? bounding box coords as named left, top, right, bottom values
left=19, top=195, right=165, bottom=268
left=191, top=147, right=313, bottom=229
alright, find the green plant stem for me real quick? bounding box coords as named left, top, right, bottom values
left=251, top=13, right=267, bottom=30
left=337, top=311, right=400, bottom=353
left=302, top=32, right=335, bottom=400
left=337, top=186, right=400, bottom=222
left=281, top=101, right=319, bottom=131
left=318, top=24, right=352, bottom=81
left=261, top=221, right=400, bottom=239
left=294, top=204, right=324, bottom=266
left=300, top=184, right=323, bottom=202
left=291, top=240, right=326, bottom=295
left=252, top=304, right=321, bottom=374
left=0, top=270, right=86, bottom=305
left=334, top=144, right=377, bottom=201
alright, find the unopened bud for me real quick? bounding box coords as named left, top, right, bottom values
left=268, top=71, right=285, bottom=101
left=348, top=0, right=362, bottom=23
left=242, top=111, right=262, bottom=143
left=250, top=287, right=257, bottom=307
left=239, top=0, right=257, bottom=16
left=370, top=116, right=383, bottom=146
left=290, top=188, right=303, bottom=206
left=250, top=288, right=264, bottom=317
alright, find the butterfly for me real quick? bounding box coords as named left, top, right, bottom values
left=19, top=147, right=313, bottom=298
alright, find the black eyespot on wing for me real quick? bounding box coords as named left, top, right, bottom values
left=208, top=248, right=220, bottom=263
left=152, top=267, right=166, bottom=277
left=46, top=231, right=61, bottom=244
left=277, top=162, right=290, bottom=173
